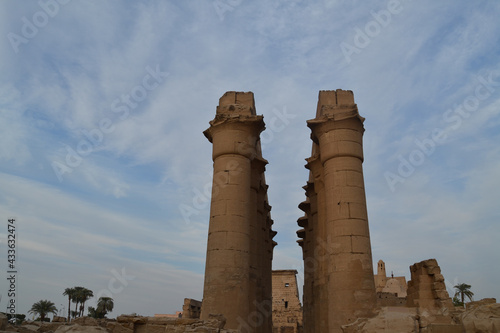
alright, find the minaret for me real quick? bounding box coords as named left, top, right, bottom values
left=378, top=259, right=386, bottom=277
left=201, top=92, right=275, bottom=332
left=298, top=90, right=376, bottom=332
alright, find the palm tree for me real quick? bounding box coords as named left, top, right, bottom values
left=78, top=288, right=94, bottom=317
left=454, top=283, right=474, bottom=305
left=63, top=287, right=76, bottom=322
left=28, top=300, right=58, bottom=322
left=87, top=306, right=98, bottom=319
left=72, top=286, right=85, bottom=317
left=71, top=286, right=93, bottom=317
left=96, top=297, right=114, bottom=318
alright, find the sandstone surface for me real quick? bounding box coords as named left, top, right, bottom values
left=0, top=314, right=7, bottom=331
left=341, top=307, right=418, bottom=333
left=55, top=324, right=107, bottom=333
left=72, top=318, right=99, bottom=327
left=461, top=302, right=500, bottom=333
left=200, top=91, right=276, bottom=332
left=298, top=89, right=377, bottom=332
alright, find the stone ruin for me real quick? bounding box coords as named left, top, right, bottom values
left=191, top=90, right=497, bottom=332
left=406, top=259, right=455, bottom=315
left=181, top=299, right=202, bottom=320
left=294, top=90, right=469, bottom=332
left=5, top=90, right=495, bottom=333
left=296, top=90, right=377, bottom=332
left=200, top=91, right=276, bottom=332
left=272, top=270, right=303, bottom=333
left=374, top=260, right=407, bottom=307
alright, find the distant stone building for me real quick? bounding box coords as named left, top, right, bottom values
left=272, top=270, right=303, bottom=333
left=374, top=260, right=407, bottom=297
left=182, top=298, right=201, bottom=319
left=154, top=312, right=182, bottom=318
left=374, top=260, right=408, bottom=306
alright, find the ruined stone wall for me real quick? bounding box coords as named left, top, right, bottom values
left=113, top=315, right=236, bottom=333
left=297, top=90, right=377, bottom=332
left=376, top=292, right=407, bottom=307
left=181, top=298, right=201, bottom=319
left=272, top=270, right=303, bottom=333
left=406, top=259, right=454, bottom=312
left=461, top=299, right=500, bottom=332
left=406, top=259, right=459, bottom=332
left=200, top=91, right=276, bottom=333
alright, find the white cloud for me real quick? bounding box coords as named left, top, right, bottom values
left=0, top=85, right=34, bottom=166
left=0, top=0, right=499, bottom=318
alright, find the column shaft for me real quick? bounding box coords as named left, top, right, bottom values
left=299, top=90, right=377, bottom=332
left=201, top=91, right=275, bottom=333
left=202, top=154, right=252, bottom=327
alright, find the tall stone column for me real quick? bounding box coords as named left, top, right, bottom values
left=201, top=92, right=275, bottom=333
left=298, top=90, right=376, bottom=332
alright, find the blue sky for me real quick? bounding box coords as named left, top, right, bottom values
left=1, top=0, right=499, bottom=318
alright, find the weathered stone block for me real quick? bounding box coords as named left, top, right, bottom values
left=225, top=199, right=249, bottom=217
left=73, top=317, right=98, bottom=327
left=351, top=235, right=371, bottom=254
left=110, top=322, right=133, bottom=333
left=348, top=202, right=369, bottom=220
left=433, top=290, right=450, bottom=300
left=461, top=302, right=500, bottom=333
left=329, top=219, right=370, bottom=238
left=336, top=90, right=355, bottom=105
left=0, top=313, right=7, bottom=331
left=427, top=323, right=462, bottom=333
left=54, top=324, right=107, bottom=333
left=209, top=200, right=227, bottom=217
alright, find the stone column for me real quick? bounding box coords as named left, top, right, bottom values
left=258, top=173, right=274, bottom=332
left=250, top=156, right=273, bottom=331
left=307, top=151, right=332, bottom=332
left=306, top=90, right=377, bottom=331
left=201, top=92, right=274, bottom=332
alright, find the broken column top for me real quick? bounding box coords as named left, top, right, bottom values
left=315, top=89, right=360, bottom=119
left=216, top=91, right=256, bottom=116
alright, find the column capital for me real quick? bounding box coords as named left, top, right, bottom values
left=307, top=112, right=364, bottom=140
left=204, top=91, right=265, bottom=151
left=307, top=89, right=365, bottom=146
left=307, top=116, right=365, bottom=164
left=204, top=115, right=265, bottom=141
left=217, top=91, right=256, bottom=116
left=204, top=115, right=265, bottom=161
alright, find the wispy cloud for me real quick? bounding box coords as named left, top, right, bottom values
left=0, top=0, right=499, bottom=316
